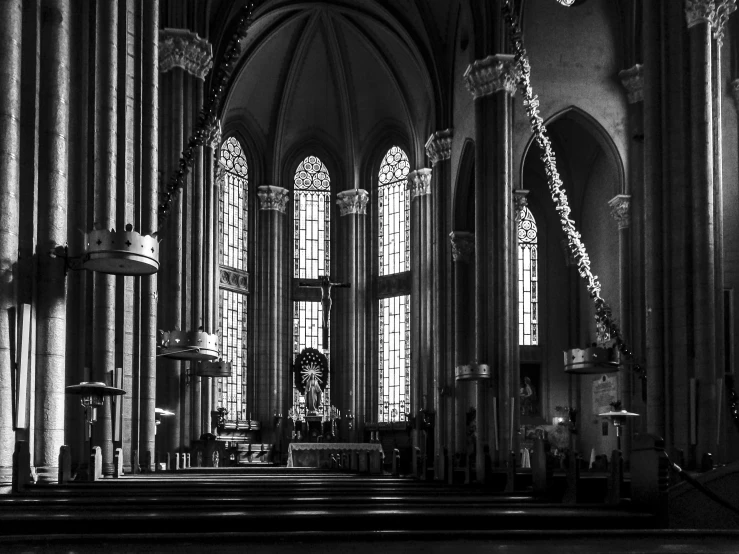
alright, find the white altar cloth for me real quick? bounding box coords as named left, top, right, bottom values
left=286, top=442, right=384, bottom=472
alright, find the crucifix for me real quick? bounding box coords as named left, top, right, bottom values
left=297, top=275, right=351, bottom=350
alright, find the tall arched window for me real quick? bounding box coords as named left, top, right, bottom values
left=377, top=146, right=410, bottom=423
left=218, top=137, right=249, bottom=422
left=293, top=155, right=331, bottom=417
left=518, top=205, right=538, bottom=345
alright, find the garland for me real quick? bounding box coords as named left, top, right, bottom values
left=157, top=1, right=264, bottom=231
left=502, top=1, right=644, bottom=381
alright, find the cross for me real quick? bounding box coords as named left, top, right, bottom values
left=297, top=275, right=350, bottom=350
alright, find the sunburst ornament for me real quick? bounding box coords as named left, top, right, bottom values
left=292, top=348, right=329, bottom=395
left=301, top=362, right=324, bottom=387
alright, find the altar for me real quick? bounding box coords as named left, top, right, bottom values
left=286, top=442, right=384, bottom=474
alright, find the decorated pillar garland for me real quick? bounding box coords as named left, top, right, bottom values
left=157, top=1, right=264, bottom=230
left=502, top=1, right=644, bottom=379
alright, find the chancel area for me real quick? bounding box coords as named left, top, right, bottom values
left=1, top=0, right=739, bottom=550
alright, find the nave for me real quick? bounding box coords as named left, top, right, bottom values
left=0, top=467, right=737, bottom=553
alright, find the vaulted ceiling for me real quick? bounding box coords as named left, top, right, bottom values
left=218, top=1, right=440, bottom=185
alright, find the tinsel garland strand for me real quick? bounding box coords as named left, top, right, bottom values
left=502, top=0, right=644, bottom=381
left=157, top=0, right=264, bottom=232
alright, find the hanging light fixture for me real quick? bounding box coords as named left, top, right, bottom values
left=196, top=358, right=232, bottom=378
left=82, top=224, right=160, bottom=275
left=157, top=329, right=219, bottom=361
left=455, top=362, right=491, bottom=381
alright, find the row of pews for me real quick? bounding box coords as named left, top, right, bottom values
left=0, top=436, right=737, bottom=552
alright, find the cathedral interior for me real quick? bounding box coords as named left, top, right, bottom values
left=1, top=0, right=739, bottom=551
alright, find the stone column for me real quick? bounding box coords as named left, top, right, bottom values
left=609, top=194, right=632, bottom=458
left=202, top=121, right=221, bottom=435
left=641, top=0, right=667, bottom=442
left=335, top=189, right=368, bottom=442
left=0, top=0, right=22, bottom=490
left=464, top=54, right=518, bottom=478
left=618, top=64, right=645, bottom=432
left=711, top=1, right=734, bottom=462
left=449, top=231, right=474, bottom=468
left=255, top=186, right=289, bottom=448
left=92, top=0, right=119, bottom=477
left=33, top=0, right=70, bottom=485
left=685, top=0, right=719, bottom=464
left=158, top=26, right=213, bottom=455
left=190, top=77, right=204, bottom=440
left=140, top=0, right=160, bottom=471
left=408, top=167, right=433, bottom=475
left=426, top=129, right=452, bottom=479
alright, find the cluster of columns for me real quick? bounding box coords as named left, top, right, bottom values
left=638, top=0, right=734, bottom=467
left=441, top=54, right=520, bottom=482
left=0, top=0, right=161, bottom=488
left=156, top=18, right=216, bottom=458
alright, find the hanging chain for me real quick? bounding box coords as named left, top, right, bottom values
left=502, top=0, right=645, bottom=382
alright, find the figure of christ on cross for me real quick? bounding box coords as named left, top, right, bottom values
left=297, top=275, right=351, bottom=350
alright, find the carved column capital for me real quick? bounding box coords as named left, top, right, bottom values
left=206, top=119, right=222, bottom=151
left=159, top=28, right=213, bottom=80
left=685, top=0, right=716, bottom=28
left=337, top=189, right=369, bottom=216
left=513, top=189, right=529, bottom=219
left=714, top=0, right=737, bottom=44
left=257, top=185, right=289, bottom=213
left=463, top=54, right=520, bottom=99
left=618, top=64, right=644, bottom=104
left=684, top=0, right=736, bottom=43
left=425, top=129, right=453, bottom=165
left=407, top=168, right=433, bottom=199
left=449, top=231, right=475, bottom=263
left=608, top=194, right=631, bottom=230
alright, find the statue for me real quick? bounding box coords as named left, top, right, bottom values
left=304, top=365, right=323, bottom=413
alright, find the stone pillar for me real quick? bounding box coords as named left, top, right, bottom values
left=609, top=194, right=633, bottom=459
left=140, top=0, right=160, bottom=472
left=202, top=121, right=221, bottom=435
left=33, top=0, right=70, bottom=485
left=426, top=129, right=452, bottom=479
left=92, top=0, right=119, bottom=477
left=0, top=0, right=23, bottom=490
left=618, top=64, right=645, bottom=433
left=464, top=54, right=519, bottom=478
left=685, top=0, right=719, bottom=463
left=335, top=189, right=368, bottom=442
left=641, top=0, right=667, bottom=442
left=450, top=231, right=474, bottom=463
left=256, top=186, right=289, bottom=448
left=711, top=1, right=733, bottom=462
left=157, top=25, right=213, bottom=455
left=408, top=168, right=433, bottom=475
left=190, top=77, right=204, bottom=440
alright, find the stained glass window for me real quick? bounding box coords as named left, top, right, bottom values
left=292, top=156, right=332, bottom=420
left=220, top=289, right=247, bottom=421
left=217, top=137, right=249, bottom=421
left=293, top=155, right=330, bottom=279
left=378, top=295, right=410, bottom=422
left=377, top=146, right=411, bottom=422
left=378, top=146, right=410, bottom=276
left=219, top=137, right=248, bottom=270
left=518, top=206, right=538, bottom=345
